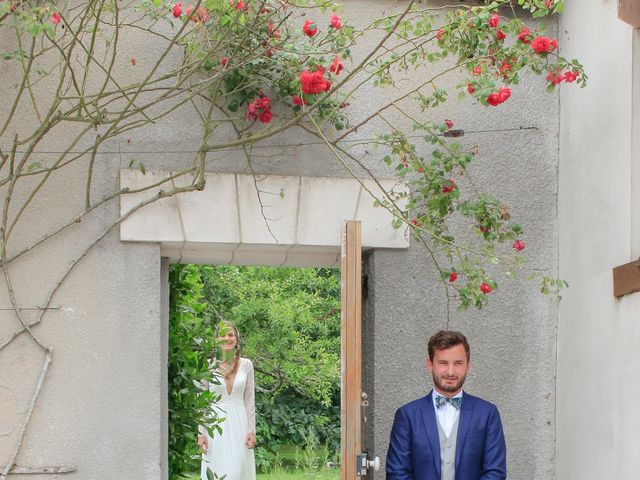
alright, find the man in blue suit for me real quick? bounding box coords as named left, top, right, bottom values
left=386, top=330, right=506, bottom=480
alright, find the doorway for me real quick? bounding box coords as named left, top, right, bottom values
left=168, top=264, right=341, bottom=480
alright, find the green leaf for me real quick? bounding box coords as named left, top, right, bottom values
left=26, top=162, right=42, bottom=173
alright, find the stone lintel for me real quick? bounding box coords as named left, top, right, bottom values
left=120, top=171, right=409, bottom=266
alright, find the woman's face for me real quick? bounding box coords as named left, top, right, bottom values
left=218, top=326, right=237, bottom=352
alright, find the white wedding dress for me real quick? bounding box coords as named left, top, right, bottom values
left=200, top=358, right=256, bottom=480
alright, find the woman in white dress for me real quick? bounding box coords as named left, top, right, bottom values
left=198, top=322, right=256, bottom=480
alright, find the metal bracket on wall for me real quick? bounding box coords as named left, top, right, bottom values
left=9, top=466, right=76, bottom=475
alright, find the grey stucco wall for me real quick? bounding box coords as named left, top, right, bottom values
left=1, top=1, right=560, bottom=478
left=0, top=59, right=165, bottom=476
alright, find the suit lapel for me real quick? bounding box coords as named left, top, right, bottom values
left=420, top=391, right=441, bottom=478
left=455, top=392, right=473, bottom=467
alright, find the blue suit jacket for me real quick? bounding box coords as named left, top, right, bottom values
left=386, top=391, right=506, bottom=480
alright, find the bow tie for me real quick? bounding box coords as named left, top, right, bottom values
left=435, top=395, right=462, bottom=409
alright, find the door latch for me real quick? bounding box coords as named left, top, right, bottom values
left=356, top=452, right=380, bottom=476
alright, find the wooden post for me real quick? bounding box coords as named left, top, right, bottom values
left=341, top=221, right=362, bottom=480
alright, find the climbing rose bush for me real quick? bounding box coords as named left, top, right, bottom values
left=0, top=0, right=583, bottom=313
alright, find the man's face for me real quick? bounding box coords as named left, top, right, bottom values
left=427, top=344, right=470, bottom=397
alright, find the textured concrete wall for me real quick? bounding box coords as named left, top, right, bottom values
left=0, top=1, right=561, bottom=478
left=557, top=2, right=640, bottom=479
left=0, top=151, right=165, bottom=479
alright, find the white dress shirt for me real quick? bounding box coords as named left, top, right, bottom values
left=432, top=390, right=463, bottom=437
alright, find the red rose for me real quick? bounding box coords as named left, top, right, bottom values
left=444, top=119, right=454, bottom=129
left=545, top=0, right=552, bottom=7
left=488, top=14, right=499, bottom=28
left=496, top=28, right=506, bottom=40
left=531, top=36, right=557, bottom=54
left=513, top=240, right=526, bottom=251
left=467, top=83, right=475, bottom=94
left=330, top=56, right=343, bottom=75
left=303, top=20, right=318, bottom=37
left=10, top=3, right=16, bottom=12
left=255, top=97, right=271, bottom=109
left=267, top=22, right=281, bottom=39
left=51, top=12, right=61, bottom=24
left=411, top=218, right=419, bottom=226
left=190, top=5, right=209, bottom=23
left=517, top=27, right=531, bottom=44
left=435, top=29, right=445, bottom=40
left=441, top=179, right=455, bottom=193
left=499, top=61, right=512, bottom=77
left=546, top=69, right=563, bottom=85
left=480, top=283, right=492, bottom=294
left=498, top=87, right=511, bottom=102
left=172, top=3, right=182, bottom=17
left=291, top=94, right=307, bottom=106
left=486, top=93, right=501, bottom=106
left=449, top=272, right=458, bottom=283
left=247, top=96, right=273, bottom=123
left=220, top=57, right=229, bottom=67
left=330, top=14, right=342, bottom=29
left=230, top=0, right=245, bottom=10
left=246, top=102, right=258, bottom=119
left=300, top=69, right=331, bottom=94
left=486, top=88, right=511, bottom=106
left=564, top=70, right=578, bottom=83
left=258, top=109, right=273, bottom=124
left=472, top=66, right=482, bottom=75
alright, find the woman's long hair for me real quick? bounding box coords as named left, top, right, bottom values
left=212, top=320, right=241, bottom=378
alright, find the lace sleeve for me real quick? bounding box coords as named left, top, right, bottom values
left=243, top=359, right=256, bottom=433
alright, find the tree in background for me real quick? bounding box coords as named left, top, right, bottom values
left=200, top=265, right=342, bottom=471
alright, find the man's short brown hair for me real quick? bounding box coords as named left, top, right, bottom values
left=428, top=330, right=470, bottom=361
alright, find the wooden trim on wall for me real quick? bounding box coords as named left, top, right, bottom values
left=341, top=221, right=362, bottom=480
left=620, top=0, right=640, bottom=27
left=613, top=258, right=640, bottom=297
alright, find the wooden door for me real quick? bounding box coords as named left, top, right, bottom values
left=341, top=220, right=362, bottom=480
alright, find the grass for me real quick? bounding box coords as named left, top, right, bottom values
left=256, top=444, right=339, bottom=480
left=188, top=444, right=340, bottom=480
left=189, top=471, right=337, bottom=480
left=257, top=469, right=338, bottom=480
